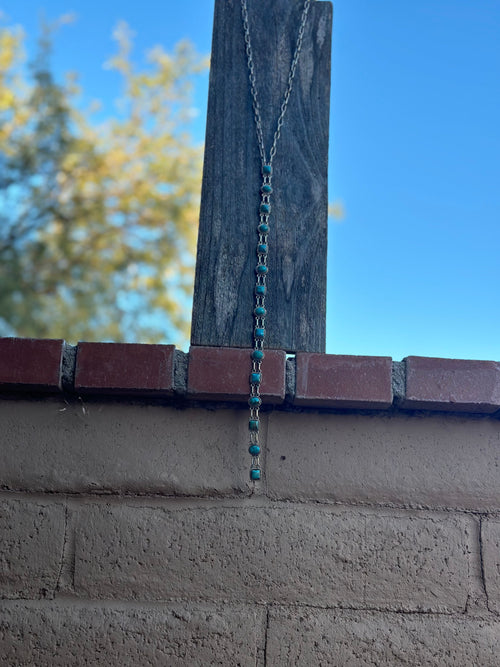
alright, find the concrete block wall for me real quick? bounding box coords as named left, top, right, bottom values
left=2, top=338, right=500, bottom=665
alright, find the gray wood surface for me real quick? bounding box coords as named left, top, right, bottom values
left=191, top=0, right=332, bottom=352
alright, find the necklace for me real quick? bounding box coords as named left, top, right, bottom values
left=241, top=0, right=313, bottom=481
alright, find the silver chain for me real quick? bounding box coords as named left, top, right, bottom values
left=241, top=0, right=313, bottom=481
left=241, top=0, right=312, bottom=167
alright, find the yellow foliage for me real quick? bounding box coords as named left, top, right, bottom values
left=328, top=200, right=345, bottom=221
left=0, top=20, right=207, bottom=347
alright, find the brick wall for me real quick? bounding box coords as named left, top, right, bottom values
left=2, top=337, right=500, bottom=665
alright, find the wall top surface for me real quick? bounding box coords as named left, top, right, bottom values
left=1, top=337, right=500, bottom=417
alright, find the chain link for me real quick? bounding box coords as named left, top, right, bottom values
left=241, top=0, right=312, bottom=481
left=241, top=0, right=312, bottom=166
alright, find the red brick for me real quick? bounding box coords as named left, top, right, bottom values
left=187, top=346, right=286, bottom=403
left=402, top=356, right=500, bottom=413
left=75, top=342, right=175, bottom=395
left=294, top=353, right=393, bottom=409
left=0, top=338, right=64, bottom=391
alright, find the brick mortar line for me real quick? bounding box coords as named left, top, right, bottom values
left=2, top=595, right=495, bottom=619
left=0, top=596, right=269, bottom=610
left=1, top=488, right=495, bottom=521
left=0, top=487, right=253, bottom=502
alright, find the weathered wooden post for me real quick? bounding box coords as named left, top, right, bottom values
left=191, top=0, right=332, bottom=353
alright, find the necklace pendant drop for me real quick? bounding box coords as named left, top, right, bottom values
left=249, top=163, right=272, bottom=481
left=241, top=0, right=312, bottom=482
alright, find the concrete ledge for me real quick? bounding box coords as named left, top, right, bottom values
left=70, top=502, right=471, bottom=612
left=0, top=601, right=263, bottom=666
left=0, top=400, right=251, bottom=496
left=266, top=411, right=500, bottom=510
left=4, top=401, right=500, bottom=510
left=267, top=607, right=500, bottom=666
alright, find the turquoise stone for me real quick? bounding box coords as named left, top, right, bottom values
left=251, top=372, right=261, bottom=384
left=254, top=307, right=266, bottom=317
left=256, top=265, right=268, bottom=274
left=255, top=285, right=266, bottom=296
left=261, top=184, right=272, bottom=194
left=250, top=468, right=261, bottom=480
left=263, top=165, right=272, bottom=175
left=258, top=244, right=268, bottom=254
left=248, top=444, right=261, bottom=456
left=258, top=223, right=269, bottom=233
left=260, top=203, right=270, bottom=214
left=249, top=419, right=259, bottom=431
left=252, top=349, right=264, bottom=360
left=248, top=396, right=261, bottom=407
left=255, top=328, right=265, bottom=339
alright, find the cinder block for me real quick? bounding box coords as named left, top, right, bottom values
left=188, top=346, right=286, bottom=403
left=0, top=498, right=66, bottom=599
left=402, top=356, right=500, bottom=413
left=480, top=519, right=500, bottom=613
left=267, top=608, right=500, bottom=666
left=0, top=601, right=263, bottom=666
left=0, top=401, right=252, bottom=495
left=0, top=338, right=64, bottom=391
left=72, top=503, right=470, bottom=612
left=75, top=342, right=175, bottom=395
left=294, top=353, right=393, bottom=409
left=266, top=411, right=500, bottom=510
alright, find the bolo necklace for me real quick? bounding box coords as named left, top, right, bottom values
left=241, top=0, right=313, bottom=481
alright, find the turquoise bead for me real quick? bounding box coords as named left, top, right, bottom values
left=256, top=265, right=268, bottom=274
left=255, top=328, right=265, bottom=339
left=249, top=444, right=261, bottom=456
left=251, top=372, right=261, bottom=384
left=261, top=184, right=272, bottom=194
left=260, top=203, right=270, bottom=214
left=255, top=285, right=266, bottom=296
left=258, top=223, right=269, bottom=233
left=263, top=165, right=272, bottom=174
left=249, top=419, right=259, bottom=431
left=254, top=307, right=266, bottom=317
left=252, top=349, right=264, bottom=360
left=248, top=396, right=261, bottom=407
left=250, top=468, right=261, bottom=480
left=258, top=244, right=268, bottom=254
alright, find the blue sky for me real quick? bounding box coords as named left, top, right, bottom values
left=1, top=1, right=499, bottom=361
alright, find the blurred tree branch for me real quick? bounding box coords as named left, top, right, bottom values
left=0, top=18, right=208, bottom=345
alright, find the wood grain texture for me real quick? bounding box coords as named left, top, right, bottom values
left=191, top=0, right=332, bottom=352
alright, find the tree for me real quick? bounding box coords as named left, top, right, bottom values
left=0, top=19, right=207, bottom=346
